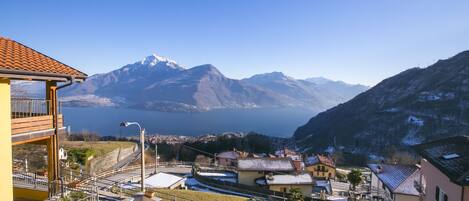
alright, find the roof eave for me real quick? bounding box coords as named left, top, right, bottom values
left=0, top=68, right=87, bottom=82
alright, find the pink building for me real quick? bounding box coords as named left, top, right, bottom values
left=414, top=136, right=469, bottom=201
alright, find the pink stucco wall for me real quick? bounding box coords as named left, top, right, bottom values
left=421, top=159, right=464, bottom=201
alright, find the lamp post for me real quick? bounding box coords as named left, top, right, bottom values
left=120, top=121, right=145, bottom=193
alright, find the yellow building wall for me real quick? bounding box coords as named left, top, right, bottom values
left=0, top=79, right=13, bottom=201
left=305, top=164, right=336, bottom=179
left=394, top=194, right=419, bottom=201
left=238, top=171, right=264, bottom=186
left=13, top=187, right=48, bottom=201
left=269, top=184, right=312, bottom=197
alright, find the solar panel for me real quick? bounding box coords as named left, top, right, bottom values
left=442, top=153, right=460, bottom=160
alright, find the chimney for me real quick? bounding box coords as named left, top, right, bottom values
left=292, top=160, right=303, bottom=173
left=266, top=173, right=274, bottom=180
left=377, top=165, right=383, bottom=173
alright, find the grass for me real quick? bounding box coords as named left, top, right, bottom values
left=62, top=141, right=136, bottom=158
left=151, top=189, right=248, bottom=201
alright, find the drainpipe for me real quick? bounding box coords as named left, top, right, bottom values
left=52, top=76, right=75, bottom=197
left=461, top=184, right=464, bottom=201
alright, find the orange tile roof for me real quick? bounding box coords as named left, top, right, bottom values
left=0, top=37, right=87, bottom=80
left=305, top=154, right=336, bottom=168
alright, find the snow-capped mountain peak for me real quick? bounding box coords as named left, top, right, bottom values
left=140, top=53, right=178, bottom=67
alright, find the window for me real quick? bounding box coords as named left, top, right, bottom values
left=435, top=186, right=448, bottom=201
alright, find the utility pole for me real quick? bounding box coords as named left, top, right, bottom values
left=155, top=140, right=158, bottom=174
left=25, top=158, right=28, bottom=173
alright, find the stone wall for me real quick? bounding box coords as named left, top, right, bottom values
left=88, top=143, right=137, bottom=174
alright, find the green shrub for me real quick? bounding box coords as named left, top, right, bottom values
left=68, top=148, right=96, bottom=165
left=60, top=191, right=87, bottom=201
left=288, top=188, right=304, bottom=201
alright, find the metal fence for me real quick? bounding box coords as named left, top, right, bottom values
left=12, top=171, right=48, bottom=190
left=11, top=97, right=62, bottom=119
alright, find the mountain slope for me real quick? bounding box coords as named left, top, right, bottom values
left=243, top=72, right=338, bottom=109
left=306, top=77, right=369, bottom=103
left=294, top=50, right=469, bottom=155
left=132, top=64, right=288, bottom=112
left=62, top=54, right=367, bottom=112
left=63, top=54, right=184, bottom=102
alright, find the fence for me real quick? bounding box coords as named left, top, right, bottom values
left=11, top=97, right=62, bottom=119
left=12, top=171, right=48, bottom=190
left=12, top=170, right=98, bottom=200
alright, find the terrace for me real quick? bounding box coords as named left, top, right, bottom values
left=11, top=98, right=64, bottom=145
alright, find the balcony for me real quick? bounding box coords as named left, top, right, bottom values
left=11, top=98, right=64, bottom=144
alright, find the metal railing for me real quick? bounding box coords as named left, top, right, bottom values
left=12, top=171, right=48, bottom=190
left=11, top=98, right=62, bottom=119
left=369, top=186, right=393, bottom=201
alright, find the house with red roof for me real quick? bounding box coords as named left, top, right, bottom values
left=305, top=154, right=336, bottom=180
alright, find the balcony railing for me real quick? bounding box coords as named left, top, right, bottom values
left=11, top=98, right=62, bottom=119
left=10, top=98, right=64, bottom=137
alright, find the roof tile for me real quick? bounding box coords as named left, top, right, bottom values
left=0, top=37, right=87, bottom=79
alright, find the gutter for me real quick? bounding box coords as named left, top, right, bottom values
left=0, top=68, right=87, bottom=81
left=57, top=76, right=75, bottom=90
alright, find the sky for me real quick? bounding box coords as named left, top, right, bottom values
left=1, top=0, right=469, bottom=86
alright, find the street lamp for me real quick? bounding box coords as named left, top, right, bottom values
left=120, top=121, right=146, bottom=193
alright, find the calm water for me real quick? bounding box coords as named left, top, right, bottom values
left=62, top=107, right=315, bottom=137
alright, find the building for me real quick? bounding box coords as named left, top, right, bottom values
left=216, top=150, right=249, bottom=167
left=305, top=155, right=336, bottom=180
left=237, top=158, right=295, bottom=186
left=145, top=172, right=186, bottom=189
left=331, top=181, right=351, bottom=197
left=368, top=164, right=421, bottom=201
left=414, top=136, right=469, bottom=201
left=0, top=36, right=87, bottom=200
left=275, top=148, right=302, bottom=161
left=256, top=173, right=313, bottom=197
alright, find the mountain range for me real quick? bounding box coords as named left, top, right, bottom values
left=294, top=50, right=469, bottom=155
left=59, top=54, right=368, bottom=112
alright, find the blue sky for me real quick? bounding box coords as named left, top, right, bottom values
left=1, top=0, right=469, bottom=86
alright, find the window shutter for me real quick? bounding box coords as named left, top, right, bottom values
left=435, top=186, right=440, bottom=201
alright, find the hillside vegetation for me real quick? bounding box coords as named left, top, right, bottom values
left=294, top=50, right=469, bottom=156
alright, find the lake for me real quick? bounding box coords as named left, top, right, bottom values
left=62, top=107, right=315, bottom=137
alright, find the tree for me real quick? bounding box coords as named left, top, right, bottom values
left=287, top=188, right=304, bottom=201
left=347, top=169, right=363, bottom=191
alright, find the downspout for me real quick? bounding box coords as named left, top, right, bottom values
left=52, top=76, right=75, bottom=196
left=461, top=184, right=464, bottom=201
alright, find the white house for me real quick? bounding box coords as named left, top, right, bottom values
left=368, top=164, right=421, bottom=201
left=145, top=172, right=186, bottom=190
